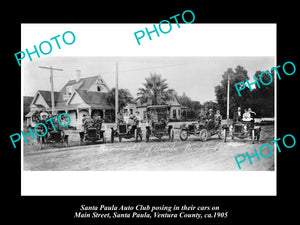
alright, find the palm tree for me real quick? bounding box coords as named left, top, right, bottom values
left=137, top=73, right=174, bottom=105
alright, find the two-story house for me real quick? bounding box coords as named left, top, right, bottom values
left=26, top=72, right=114, bottom=128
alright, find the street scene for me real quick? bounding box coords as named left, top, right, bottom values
left=23, top=123, right=274, bottom=171
left=23, top=56, right=275, bottom=171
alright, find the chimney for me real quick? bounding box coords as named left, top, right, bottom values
left=75, top=70, right=81, bottom=82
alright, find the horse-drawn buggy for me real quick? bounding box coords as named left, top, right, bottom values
left=145, top=105, right=174, bottom=142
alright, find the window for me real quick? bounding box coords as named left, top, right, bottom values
left=173, top=109, right=176, bottom=119
left=66, top=86, right=72, bottom=95
left=97, top=85, right=101, bottom=92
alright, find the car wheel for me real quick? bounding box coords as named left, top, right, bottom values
left=199, top=129, right=209, bottom=142
left=179, top=129, right=188, bottom=141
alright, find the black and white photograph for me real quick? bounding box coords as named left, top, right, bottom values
left=5, top=7, right=298, bottom=224
left=23, top=56, right=275, bottom=172
left=19, top=23, right=278, bottom=197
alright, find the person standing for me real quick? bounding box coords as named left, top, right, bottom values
left=214, top=110, right=222, bottom=128
left=233, top=107, right=242, bottom=122
left=198, top=108, right=207, bottom=123
left=248, top=108, right=256, bottom=128
left=242, top=108, right=251, bottom=122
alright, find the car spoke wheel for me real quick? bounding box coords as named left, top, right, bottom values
left=179, top=130, right=188, bottom=141
left=199, top=129, right=209, bottom=142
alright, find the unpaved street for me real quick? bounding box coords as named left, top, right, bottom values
left=23, top=125, right=274, bottom=171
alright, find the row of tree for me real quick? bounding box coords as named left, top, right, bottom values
left=107, top=67, right=274, bottom=120
left=215, top=65, right=274, bottom=118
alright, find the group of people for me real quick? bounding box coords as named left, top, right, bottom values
left=116, top=111, right=141, bottom=127
left=233, top=106, right=256, bottom=129
left=197, top=106, right=256, bottom=129
left=198, top=108, right=222, bottom=129
left=233, top=107, right=256, bottom=122
left=82, top=114, right=104, bottom=131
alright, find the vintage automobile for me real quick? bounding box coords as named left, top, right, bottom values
left=111, top=115, right=142, bottom=143
left=145, top=105, right=174, bottom=142
left=79, top=116, right=106, bottom=144
left=35, top=112, right=69, bottom=149
left=179, top=120, right=225, bottom=142
left=223, top=121, right=261, bottom=144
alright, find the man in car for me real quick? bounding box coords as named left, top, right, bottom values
left=207, top=108, right=215, bottom=129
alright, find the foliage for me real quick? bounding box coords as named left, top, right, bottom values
left=177, top=92, right=202, bottom=119
left=137, top=73, right=174, bottom=105
left=107, top=88, right=134, bottom=110
left=215, top=66, right=274, bottom=118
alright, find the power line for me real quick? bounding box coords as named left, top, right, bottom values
left=52, top=60, right=202, bottom=79
left=102, top=61, right=202, bottom=74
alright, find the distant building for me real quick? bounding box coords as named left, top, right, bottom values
left=23, top=96, right=34, bottom=118
left=25, top=72, right=114, bottom=128
left=122, top=95, right=187, bottom=121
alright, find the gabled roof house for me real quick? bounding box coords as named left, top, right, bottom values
left=26, top=73, right=114, bottom=127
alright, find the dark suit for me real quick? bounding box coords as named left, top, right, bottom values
left=233, top=111, right=242, bottom=122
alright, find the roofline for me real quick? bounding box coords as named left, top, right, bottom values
left=30, top=91, right=50, bottom=109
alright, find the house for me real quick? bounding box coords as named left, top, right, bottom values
left=23, top=96, right=34, bottom=117
left=26, top=71, right=114, bottom=128
left=122, top=95, right=187, bottom=121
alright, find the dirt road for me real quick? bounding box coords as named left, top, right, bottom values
left=23, top=125, right=274, bottom=171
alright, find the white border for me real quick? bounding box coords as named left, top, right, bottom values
left=21, top=24, right=276, bottom=196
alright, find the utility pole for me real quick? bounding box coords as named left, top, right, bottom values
left=39, top=66, right=63, bottom=115
left=115, top=62, right=119, bottom=123
left=227, top=73, right=230, bottom=125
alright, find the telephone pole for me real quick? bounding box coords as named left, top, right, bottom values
left=39, top=66, right=63, bottom=115
left=227, top=73, right=230, bottom=125
left=115, top=62, right=119, bottom=123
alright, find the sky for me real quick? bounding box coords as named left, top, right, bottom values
left=23, top=56, right=275, bottom=104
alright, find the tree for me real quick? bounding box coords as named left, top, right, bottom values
left=215, top=66, right=275, bottom=118
left=202, top=101, right=219, bottom=111
left=107, top=88, right=134, bottom=110
left=178, top=92, right=202, bottom=119
left=215, top=66, right=252, bottom=118
left=137, top=73, right=174, bottom=105
left=247, top=70, right=274, bottom=117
